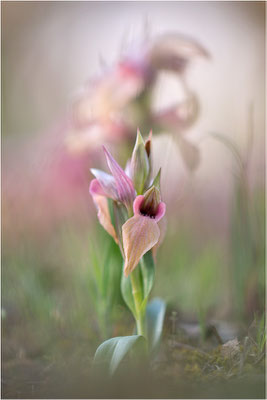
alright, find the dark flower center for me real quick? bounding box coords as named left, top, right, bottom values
left=140, top=204, right=157, bottom=219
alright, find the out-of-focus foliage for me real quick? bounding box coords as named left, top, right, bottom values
left=212, top=126, right=265, bottom=320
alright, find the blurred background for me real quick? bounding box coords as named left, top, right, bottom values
left=2, top=1, right=265, bottom=397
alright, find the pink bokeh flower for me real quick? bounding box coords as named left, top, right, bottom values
left=67, top=33, right=209, bottom=173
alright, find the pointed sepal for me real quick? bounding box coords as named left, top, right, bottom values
left=151, top=168, right=161, bottom=191
left=130, top=130, right=150, bottom=195
left=89, top=179, right=118, bottom=243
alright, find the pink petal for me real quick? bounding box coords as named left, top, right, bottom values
left=122, top=215, right=160, bottom=277
left=90, top=168, right=118, bottom=200
left=133, top=195, right=145, bottom=215
left=103, top=146, right=136, bottom=206
left=89, top=179, right=118, bottom=243
left=89, top=178, right=106, bottom=196
left=154, top=202, right=166, bottom=222
left=133, top=195, right=166, bottom=222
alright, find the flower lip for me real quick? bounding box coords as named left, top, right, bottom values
left=133, top=195, right=165, bottom=222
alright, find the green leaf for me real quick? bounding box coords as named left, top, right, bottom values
left=146, top=298, right=166, bottom=352
left=121, top=273, right=137, bottom=318
left=257, top=314, right=266, bottom=353
left=93, top=335, right=146, bottom=375
left=140, top=251, right=155, bottom=312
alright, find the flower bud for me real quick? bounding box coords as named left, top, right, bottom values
left=130, top=130, right=149, bottom=195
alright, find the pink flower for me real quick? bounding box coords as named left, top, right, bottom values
left=122, top=189, right=166, bottom=277
left=65, top=120, right=131, bottom=154
left=89, top=146, right=136, bottom=243
left=66, top=32, right=209, bottom=161
left=147, top=33, right=209, bottom=74
left=89, top=130, right=166, bottom=276
left=94, top=146, right=136, bottom=207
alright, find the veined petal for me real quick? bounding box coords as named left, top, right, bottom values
left=90, top=168, right=118, bottom=200
left=89, top=177, right=106, bottom=196
left=103, top=146, right=136, bottom=206
left=122, top=215, right=160, bottom=276
left=89, top=179, right=118, bottom=243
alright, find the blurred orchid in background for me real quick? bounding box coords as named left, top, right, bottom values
left=67, top=32, right=209, bottom=171
left=3, top=32, right=208, bottom=246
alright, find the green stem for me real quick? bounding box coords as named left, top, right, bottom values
left=130, top=267, right=146, bottom=337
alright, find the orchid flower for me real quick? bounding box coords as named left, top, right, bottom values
left=147, top=33, right=209, bottom=74
left=122, top=186, right=166, bottom=277
left=66, top=32, right=208, bottom=174
left=89, top=130, right=166, bottom=277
